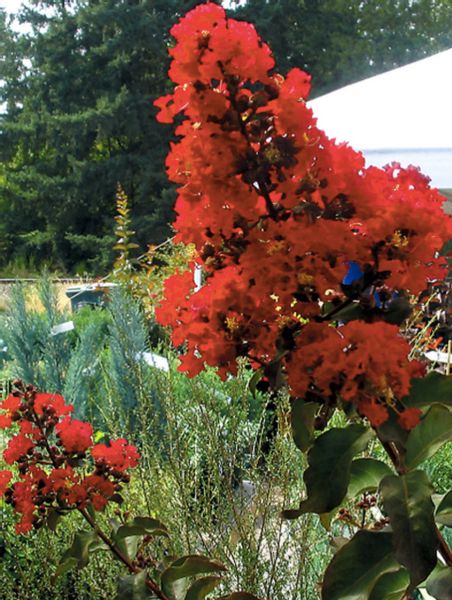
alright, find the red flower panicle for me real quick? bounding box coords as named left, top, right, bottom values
left=398, top=407, right=423, bottom=431
left=0, top=470, right=12, bottom=496
left=56, top=417, right=93, bottom=454
left=154, top=2, right=451, bottom=428
left=92, top=438, right=140, bottom=472
left=3, top=433, right=34, bottom=465
left=34, top=392, right=73, bottom=417
left=0, top=383, right=139, bottom=534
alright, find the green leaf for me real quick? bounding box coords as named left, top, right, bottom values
left=402, top=373, right=452, bottom=409
left=426, top=565, right=452, bottom=600
left=53, top=557, right=78, bottom=581
left=116, top=534, right=140, bottom=562
left=61, top=530, right=99, bottom=568
left=376, top=410, right=409, bottom=445
left=161, top=555, right=227, bottom=600
left=435, top=491, right=452, bottom=527
left=94, top=430, right=107, bottom=443
left=184, top=575, right=222, bottom=600
left=379, top=471, right=438, bottom=587
left=46, top=508, right=64, bottom=532
left=54, top=530, right=105, bottom=580
left=330, top=537, right=350, bottom=551
left=405, top=404, right=452, bottom=469
left=369, top=569, right=409, bottom=600
left=283, top=425, right=373, bottom=517
left=110, top=493, right=124, bottom=505
left=380, top=297, right=412, bottom=325
left=115, top=517, right=169, bottom=540
left=331, top=302, right=367, bottom=323
left=347, top=458, right=393, bottom=499
left=115, top=571, right=153, bottom=600
left=291, top=399, right=317, bottom=452
left=247, top=368, right=263, bottom=397
left=322, top=530, right=400, bottom=600
left=87, top=501, right=96, bottom=520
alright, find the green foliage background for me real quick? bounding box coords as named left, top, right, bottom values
left=1, top=0, right=452, bottom=274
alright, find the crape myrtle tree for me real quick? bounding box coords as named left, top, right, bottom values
left=155, top=3, right=452, bottom=598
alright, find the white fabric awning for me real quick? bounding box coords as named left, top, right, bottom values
left=309, top=49, right=452, bottom=189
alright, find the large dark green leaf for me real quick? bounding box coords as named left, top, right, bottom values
left=115, top=571, right=153, bottom=600
left=330, top=302, right=366, bottom=323
left=435, top=490, right=452, bottom=527
left=161, top=555, right=227, bottom=600
left=379, top=471, right=438, bottom=587
left=369, top=569, right=409, bottom=600
left=46, top=508, right=65, bottom=532
left=115, top=534, right=140, bottom=562
left=380, top=297, right=412, bottom=325
left=284, top=425, right=373, bottom=517
left=322, top=530, right=399, bottom=600
left=425, top=566, right=452, bottom=600
left=184, top=576, right=222, bottom=600
left=347, top=458, right=393, bottom=499
left=291, top=399, right=317, bottom=452
left=115, top=517, right=169, bottom=540
left=54, top=530, right=106, bottom=579
left=247, top=368, right=263, bottom=397
left=376, top=410, right=409, bottom=445
left=402, top=373, right=452, bottom=409
left=405, top=404, right=452, bottom=469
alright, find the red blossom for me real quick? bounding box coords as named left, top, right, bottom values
left=0, top=470, right=12, bottom=496
left=0, top=414, right=12, bottom=429
left=55, top=417, right=93, bottom=454
left=12, top=479, right=36, bottom=534
left=82, top=475, right=116, bottom=511
left=3, top=433, right=34, bottom=464
left=0, top=393, right=21, bottom=413
left=358, top=398, right=390, bottom=428
left=34, top=393, right=73, bottom=417
left=398, top=407, right=423, bottom=430
left=91, top=439, right=140, bottom=472
left=0, top=393, right=21, bottom=428
left=1, top=385, right=140, bottom=534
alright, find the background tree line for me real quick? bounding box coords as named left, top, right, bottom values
left=1, top=0, right=451, bottom=275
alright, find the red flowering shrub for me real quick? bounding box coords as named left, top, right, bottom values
left=91, top=438, right=140, bottom=472
left=55, top=417, right=93, bottom=453
left=154, top=2, right=450, bottom=429
left=0, top=383, right=139, bottom=534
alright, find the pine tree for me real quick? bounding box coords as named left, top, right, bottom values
left=0, top=0, right=204, bottom=273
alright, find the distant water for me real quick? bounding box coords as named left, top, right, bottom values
left=363, top=148, right=452, bottom=189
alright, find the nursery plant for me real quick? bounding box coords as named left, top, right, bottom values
left=0, top=382, right=262, bottom=600
left=2, top=283, right=326, bottom=598
left=154, top=3, right=452, bottom=599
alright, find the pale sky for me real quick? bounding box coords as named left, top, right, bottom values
left=1, top=0, right=22, bottom=13
left=1, top=0, right=244, bottom=12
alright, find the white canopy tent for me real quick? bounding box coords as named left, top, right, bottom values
left=308, top=49, right=452, bottom=202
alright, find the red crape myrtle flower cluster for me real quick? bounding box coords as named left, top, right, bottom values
left=154, top=3, right=451, bottom=429
left=0, top=383, right=139, bottom=534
